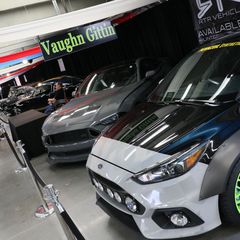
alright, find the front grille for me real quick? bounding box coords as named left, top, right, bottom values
left=50, top=148, right=91, bottom=157
left=89, top=170, right=145, bottom=215
left=90, top=171, right=124, bottom=192
left=47, top=129, right=90, bottom=145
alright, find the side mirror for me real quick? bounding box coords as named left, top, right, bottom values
left=145, top=70, right=156, bottom=79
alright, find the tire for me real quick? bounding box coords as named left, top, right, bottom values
left=219, top=160, right=240, bottom=225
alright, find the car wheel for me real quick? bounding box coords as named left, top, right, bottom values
left=220, top=160, right=240, bottom=225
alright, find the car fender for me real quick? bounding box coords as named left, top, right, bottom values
left=200, top=129, right=240, bottom=200
left=118, top=80, right=152, bottom=113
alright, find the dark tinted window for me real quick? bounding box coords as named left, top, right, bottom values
left=35, top=84, right=52, bottom=95
left=80, top=64, right=137, bottom=95
left=150, top=44, right=240, bottom=103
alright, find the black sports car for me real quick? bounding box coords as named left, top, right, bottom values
left=42, top=58, right=171, bottom=164
left=9, top=75, right=82, bottom=115
left=0, top=86, right=35, bottom=115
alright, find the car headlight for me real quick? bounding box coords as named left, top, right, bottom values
left=99, top=113, right=119, bottom=126
left=15, top=101, right=23, bottom=107
left=133, top=142, right=208, bottom=184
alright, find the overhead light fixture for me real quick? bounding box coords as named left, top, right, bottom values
left=22, top=59, right=29, bottom=64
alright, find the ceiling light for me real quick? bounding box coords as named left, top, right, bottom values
left=22, top=59, right=28, bottom=64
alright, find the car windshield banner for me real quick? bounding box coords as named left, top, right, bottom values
left=189, top=0, right=240, bottom=44
left=39, top=20, right=117, bottom=61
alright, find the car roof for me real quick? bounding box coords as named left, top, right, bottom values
left=96, top=61, right=135, bottom=73
left=43, top=75, right=81, bottom=83
left=91, top=57, right=161, bottom=74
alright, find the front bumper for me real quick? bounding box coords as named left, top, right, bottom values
left=43, top=137, right=95, bottom=164
left=87, top=154, right=222, bottom=239
left=96, top=193, right=141, bottom=232
left=42, top=127, right=102, bottom=164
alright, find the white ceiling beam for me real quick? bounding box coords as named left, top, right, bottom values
left=0, top=0, right=159, bottom=44
left=0, top=39, right=38, bottom=56
left=0, top=0, right=50, bottom=11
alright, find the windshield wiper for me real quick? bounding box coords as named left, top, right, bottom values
left=174, top=100, right=211, bottom=105
left=167, top=100, right=203, bottom=106
left=173, top=99, right=233, bottom=106
left=149, top=99, right=229, bottom=106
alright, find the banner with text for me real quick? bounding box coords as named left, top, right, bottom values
left=190, top=0, right=240, bottom=44
left=39, top=21, right=117, bottom=61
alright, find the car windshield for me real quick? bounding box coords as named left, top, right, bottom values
left=34, top=84, right=52, bottom=95
left=80, top=63, right=137, bottom=95
left=8, top=88, right=18, bottom=98
left=150, top=43, right=240, bottom=103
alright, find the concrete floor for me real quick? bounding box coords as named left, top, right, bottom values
left=0, top=139, right=67, bottom=240
left=0, top=133, right=240, bottom=240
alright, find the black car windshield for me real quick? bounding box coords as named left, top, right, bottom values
left=34, top=84, right=52, bottom=95
left=150, top=43, right=240, bottom=103
left=8, top=88, right=18, bottom=98
left=80, top=63, right=137, bottom=95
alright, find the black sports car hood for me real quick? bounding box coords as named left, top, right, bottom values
left=42, top=84, right=139, bottom=135
left=0, top=98, right=8, bottom=105
left=0, top=97, right=16, bottom=106
left=103, top=102, right=239, bottom=155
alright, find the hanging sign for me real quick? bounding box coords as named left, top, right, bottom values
left=39, top=20, right=117, bottom=61
left=189, top=0, right=240, bottom=44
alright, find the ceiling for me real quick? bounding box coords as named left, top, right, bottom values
left=0, top=0, right=161, bottom=84
left=0, top=0, right=160, bottom=56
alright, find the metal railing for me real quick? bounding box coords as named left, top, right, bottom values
left=0, top=120, right=85, bottom=240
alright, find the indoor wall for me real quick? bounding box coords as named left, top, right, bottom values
left=21, top=0, right=197, bottom=84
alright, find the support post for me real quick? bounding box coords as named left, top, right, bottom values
left=16, top=140, right=54, bottom=218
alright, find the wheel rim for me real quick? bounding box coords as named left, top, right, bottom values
left=235, top=173, right=240, bottom=214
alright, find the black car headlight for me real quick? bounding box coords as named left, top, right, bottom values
left=99, top=113, right=119, bottom=126
left=133, top=142, right=208, bottom=184
left=15, top=102, right=23, bottom=107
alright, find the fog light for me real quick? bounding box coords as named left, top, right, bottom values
left=98, top=182, right=104, bottom=192
left=107, top=188, right=114, bottom=198
left=125, top=196, right=137, bottom=213
left=114, top=192, right=122, bottom=203
left=92, top=178, right=98, bottom=188
left=170, top=213, right=188, bottom=227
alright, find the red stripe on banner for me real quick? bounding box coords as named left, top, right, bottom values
left=0, top=61, right=43, bottom=81
left=0, top=46, right=41, bottom=63
left=112, top=12, right=137, bottom=25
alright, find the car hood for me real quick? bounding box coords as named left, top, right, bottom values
left=16, top=95, right=33, bottom=103
left=0, top=98, right=8, bottom=105
left=103, top=102, right=238, bottom=155
left=0, top=96, right=17, bottom=106
left=91, top=102, right=240, bottom=172
left=16, top=94, right=42, bottom=104
left=42, top=84, right=139, bottom=135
